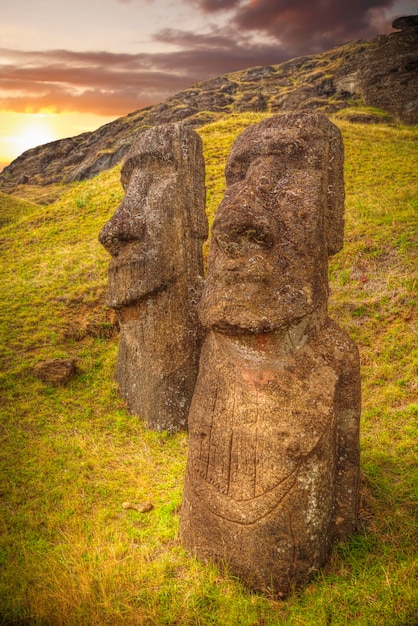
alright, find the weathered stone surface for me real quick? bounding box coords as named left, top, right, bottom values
left=99, top=124, right=208, bottom=432
left=392, top=15, right=418, bottom=30
left=180, top=112, right=361, bottom=596
left=33, top=358, right=76, bottom=384
left=353, top=23, right=418, bottom=125
left=235, top=92, right=268, bottom=113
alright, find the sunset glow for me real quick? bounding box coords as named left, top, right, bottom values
left=10, top=115, right=55, bottom=154
left=0, top=111, right=118, bottom=171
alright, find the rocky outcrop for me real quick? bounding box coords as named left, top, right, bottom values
left=0, top=17, right=416, bottom=197
left=33, top=358, right=77, bottom=384
left=333, top=17, right=418, bottom=125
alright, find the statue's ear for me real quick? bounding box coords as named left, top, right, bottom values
left=325, top=124, right=345, bottom=257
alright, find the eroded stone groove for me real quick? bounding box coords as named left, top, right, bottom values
left=180, top=112, right=361, bottom=596
left=99, top=124, right=208, bottom=432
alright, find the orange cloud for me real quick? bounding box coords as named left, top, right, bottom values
left=0, top=36, right=284, bottom=117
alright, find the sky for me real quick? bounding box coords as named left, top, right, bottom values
left=1, top=0, right=416, bottom=170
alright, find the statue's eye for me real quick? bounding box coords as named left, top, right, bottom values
left=225, top=156, right=250, bottom=185
left=256, top=176, right=273, bottom=194
left=215, top=225, right=274, bottom=257
left=214, top=232, right=240, bottom=256
left=247, top=229, right=272, bottom=246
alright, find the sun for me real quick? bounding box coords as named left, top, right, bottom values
left=13, top=115, right=57, bottom=155
left=1, top=110, right=117, bottom=170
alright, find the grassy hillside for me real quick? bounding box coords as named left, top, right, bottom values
left=0, top=113, right=417, bottom=625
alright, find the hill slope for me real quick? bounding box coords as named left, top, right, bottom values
left=0, top=16, right=417, bottom=198
left=0, top=113, right=417, bottom=624
left=0, top=190, right=39, bottom=227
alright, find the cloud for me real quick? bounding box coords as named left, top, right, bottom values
left=0, top=48, right=194, bottom=116
left=192, top=0, right=240, bottom=10
left=0, top=34, right=283, bottom=117
left=191, top=0, right=406, bottom=55
left=153, top=27, right=285, bottom=70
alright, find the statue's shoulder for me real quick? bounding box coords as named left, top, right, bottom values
left=307, top=317, right=360, bottom=373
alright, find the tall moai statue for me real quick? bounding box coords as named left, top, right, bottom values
left=99, top=124, right=208, bottom=432
left=180, top=112, right=361, bottom=596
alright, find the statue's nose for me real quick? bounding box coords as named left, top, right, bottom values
left=212, top=185, right=277, bottom=258
left=98, top=199, right=145, bottom=256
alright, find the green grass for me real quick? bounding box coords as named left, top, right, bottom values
left=0, top=190, right=39, bottom=227
left=0, top=114, right=417, bottom=625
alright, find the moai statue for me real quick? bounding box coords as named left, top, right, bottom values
left=180, top=112, right=361, bottom=596
left=99, top=124, right=208, bottom=432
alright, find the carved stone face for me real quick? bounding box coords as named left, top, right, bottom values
left=99, top=125, right=207, bottom=308
left=199, top=112, right=344, bottom=333
left=99, top=166, right=179, bottom=307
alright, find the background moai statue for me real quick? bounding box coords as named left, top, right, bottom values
left=180, top=112, right=361, bottom=596
left=99, top=124, right=208, bottom=432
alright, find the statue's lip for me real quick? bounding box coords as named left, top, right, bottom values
left=106, top=280, right=171, bottom=309
left=105, top=294, right=142, bottom=309
left=207, top=272, right=270, bottom=285
left=107, top=255, right=149, bottom=279
left=108, top=259, right=146, bottom=273
left=207, top=322, right=275, bottom=334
